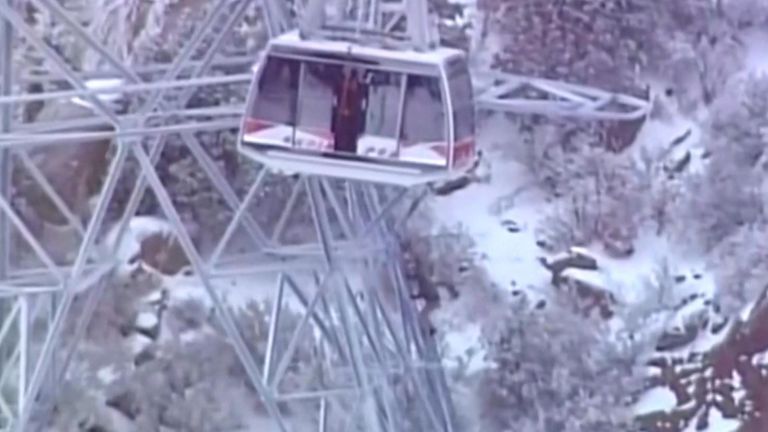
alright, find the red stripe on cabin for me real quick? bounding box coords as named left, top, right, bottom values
left=418, top=138, right=475, bottom=167
left=452, top=136, right=475, bottom=169
left=297, top=127, right=333, bottom=142
left=244, top=118, right=275, bottom=134
left=399, top=139, right=475, bottom=167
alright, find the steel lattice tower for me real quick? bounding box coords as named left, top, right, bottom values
left=0, top=0, right=649, bottom=431
left=0, top=1, right=457, bottom=431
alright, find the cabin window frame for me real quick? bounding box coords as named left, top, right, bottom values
left=398, top=72, right=450, bottom=167
left=246, top=54, right=301, bottom=141
left=359, top=68, right=404, bottom=142
left=293, top=60, right=344, bottom=152
left=444, top=55, right=475, bottom=168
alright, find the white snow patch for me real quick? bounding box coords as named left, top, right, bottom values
left=135, top=311, right=158, bottom=329
left=70, top=78, right=125, bottom=108
left=96, top=365, right=119, bottom=384
left=441, top=324, right=489, bottom=375
left=590, top=232, right=714, bottom=305
left=141, top=289, right=165, bottom=305
left=743, top=28, right=768, bottom=77
left=163, top=269, right=315, bottom=312
left=429, top=118, right=551, bottom=300
left=753, top=349, right=768, bottom=367
left=632, top=102, right=701, bottom=154
left=633, top=386, right=678, bottom=415
left=740, top=299, right=757, bottom=322
left=560, top=267, right=607, bottom=289
left=688, top=319, right=733, bottom=354
left=667, top=296, right=709, bottom=333
left=125, top=333, right=153, bottom=356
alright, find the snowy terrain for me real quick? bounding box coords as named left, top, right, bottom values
left=421, top=113, right=763, bottom=431
left=425, top=23, right=768, bottom=431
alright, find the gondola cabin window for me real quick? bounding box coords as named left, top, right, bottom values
left=359, top=70, right=403, bottom=160
left=241, top=52, right=457, bottom=170
left=243, top=56, right=299, bottom=147
left=399, top=74, right=448, bottom=166
left=296, top=61, right=341, bottom=152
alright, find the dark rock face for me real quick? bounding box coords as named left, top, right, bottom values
left=136, top=231, right=190, bottom=276
left=105, top=389, right=141, bottom=421
left=13, top=101, right=112, bottom=227
left=637, top=287, right=768, bottom=431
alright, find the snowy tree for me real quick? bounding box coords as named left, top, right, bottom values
left=478, top=303, right=642, bottom=432
left=526, top=131, right=644, bottom=255
left=52, top=293, right=320, bottom=431
left=682, top=74, right=768, bottom=251
left=710, top=224, right=768, bottom=316
left=477, top=0, right=660, bottom=96
left=718, top=0, right=768, bottom=29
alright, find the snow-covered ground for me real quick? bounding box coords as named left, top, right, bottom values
left=426, top=21, right=768, bottom=430
left=421, top=80, right=768, bottom=432
left=427, top=110, right=714, bottom=364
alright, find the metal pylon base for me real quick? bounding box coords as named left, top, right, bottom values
left=203, top=174, right=457, bottom=431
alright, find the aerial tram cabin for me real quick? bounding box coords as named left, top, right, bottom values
left=237, top=30, right=477, bottom=186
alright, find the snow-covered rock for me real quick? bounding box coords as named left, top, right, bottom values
left=101, top=216, right=189, bottom=279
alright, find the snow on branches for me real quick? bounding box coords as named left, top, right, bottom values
left=85, top=0, right=212, bottom=67
left=682, top=75, right=768, bottom=251
left=478, top=303, right=642, bottom=432
left=478, top=0, right=657, bottom=95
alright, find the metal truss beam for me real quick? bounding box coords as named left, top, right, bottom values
left=18, top=53, right=254, bottom=85
left=298, top=0, right=439, bottom=50
left=473, top=71, right=650, bottom=121
left=1, top=1, right=17, bottom=427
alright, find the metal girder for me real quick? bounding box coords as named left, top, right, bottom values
left=296, top=0, right=439, bottom=50
left=0, top=74, right=251, bottom=107
left=473, top=71, right=650, bottom=121
left=261, top=0, right=294, bottom=38
left=0, top=0, right=11, bottom=279
left=18, top=53, right=254, bottom=85
left=1, top=2, right=17, bottom=428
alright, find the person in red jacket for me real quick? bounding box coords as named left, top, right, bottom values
left=332, top=68, right=367, bottom=155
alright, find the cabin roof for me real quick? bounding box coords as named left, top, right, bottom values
left=268, top=30, right=461, bottom=67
